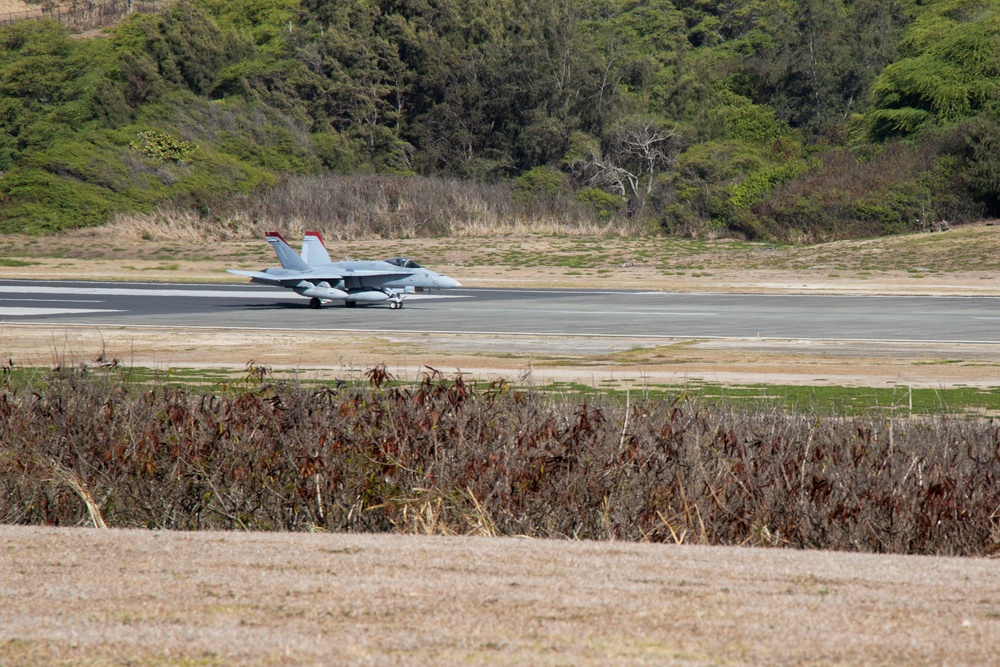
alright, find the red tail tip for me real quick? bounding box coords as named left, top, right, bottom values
left=305, top=231, right=326, bottom=247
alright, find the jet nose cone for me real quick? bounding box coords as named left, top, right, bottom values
left=436, top=276, right=461, bottom=288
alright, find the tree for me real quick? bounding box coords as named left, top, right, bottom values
left=866, top=3, right=1000, bottom=140
left=570, top=116, right=681, bottom=216
left=962, top=114, right=1000, bottom=215
left=718, top=0, right=907, bottom=134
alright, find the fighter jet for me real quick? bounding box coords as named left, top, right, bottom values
left=228, top=231, right=461, bottom=309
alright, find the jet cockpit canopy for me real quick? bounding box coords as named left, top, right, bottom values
left=385, top=257, right=423, bottom=269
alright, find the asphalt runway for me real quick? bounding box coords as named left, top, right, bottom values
left=1, top=279, right=998, bottom=344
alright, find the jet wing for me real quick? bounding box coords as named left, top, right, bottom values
left=227, top=269, right=344, bottom=286
left=336, top=267, right=412, bottom=278
left=331, top=266, right=415, bottom=289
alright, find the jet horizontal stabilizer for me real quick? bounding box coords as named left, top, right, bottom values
left=226, top=269, right=291, bottom=285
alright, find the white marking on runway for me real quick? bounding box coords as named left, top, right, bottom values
left=400, top=293, right=468, bottom=300
left=0, top=307, right=124, bottom=316
left=436, top=306, right=716, bottom=317
left=0, top=286, right=291, bottom=299
left=0, top=286, right=469, bottom=300
left=0, top=298, right=105, bottom=303
left=543, top=310, right=717, bottom=317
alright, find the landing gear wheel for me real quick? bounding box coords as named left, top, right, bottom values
left=309, top=297, right=322, bottom=309
left=345, top=301, right=357, bottom=308
left=390, top=300, right=402, bottom=309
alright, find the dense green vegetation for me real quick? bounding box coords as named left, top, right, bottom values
left=3, top=0, right=1000, bottom=239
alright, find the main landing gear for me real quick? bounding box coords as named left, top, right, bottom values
left=309, top=297, right=322, bottom=309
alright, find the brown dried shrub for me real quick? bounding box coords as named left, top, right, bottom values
left=105, top=173, right=644, bottom=242
left=2, top=368, right=999, bottom=556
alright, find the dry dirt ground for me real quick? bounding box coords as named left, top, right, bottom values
left=2, top=526, right=998, bottom=666
left=2, top=227, right=1000, bottom=665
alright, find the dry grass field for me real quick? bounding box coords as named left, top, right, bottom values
left=2, top=526, right=999, bottom=666
left=2, top=224, right=999, bottom=665
left=3, top=219, right=1000, bottom=295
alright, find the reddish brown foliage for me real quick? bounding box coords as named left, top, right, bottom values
left=2, top=369, right=999, bottom=556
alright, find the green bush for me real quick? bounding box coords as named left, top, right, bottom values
left=0, top=167, right=126, bottom=233
left=216, top=126, right=319, bottom=174
left=209, top=58, right=284, bottom=99
left=130, top=129, right=197, bottom=162
left=961, top=114, right=1000, bottom=213
left=574, top=187, right=625, bottom=220
left=729, top=161, right=807, bottom=209
left=311, top=132, right=363, bottom=173
left=513, top=166, right=569, bottom=206
left=173, top=146, right=274, bottom=202
left=748, top=142, right=982, bottom=240
left=721, top=91, right=786, bottom=143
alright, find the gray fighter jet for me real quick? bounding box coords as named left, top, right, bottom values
left=228, top=231, right=461, bottom=309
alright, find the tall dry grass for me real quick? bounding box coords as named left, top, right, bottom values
left=104, top=174, right=646, bottom=242
left=2, top=365, right=999, bottom=556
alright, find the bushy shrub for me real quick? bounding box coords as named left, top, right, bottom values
left=0, top=167, right=125, bottom=232
left=130, top=129, right=197, bottom=162
left=729, top=162, right=807, bottom=210
left=661, top=121, right=816, bottom=238
left=721, top=91, right=786, bottom=143
left=961, top=114, right=1000, bottom=215
left=513, top=166, right=570, bottom=208
left=311, top=132, right=363, bottom=173
left=574, top=187, right=626, bottom=220
left=752, top=141, right=980, bottom=240
left=2, top=367, right=999, bottom=556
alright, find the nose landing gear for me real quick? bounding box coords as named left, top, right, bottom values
left=383, top=287, right=404, bottom=310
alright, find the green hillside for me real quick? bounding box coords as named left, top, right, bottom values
left=2, top=0, right=1000, bottom=240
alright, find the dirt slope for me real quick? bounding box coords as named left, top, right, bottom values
left=1, top=526, right=997, bottom=666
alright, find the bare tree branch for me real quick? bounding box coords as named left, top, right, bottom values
left=570, top=118, right=680, bottom=215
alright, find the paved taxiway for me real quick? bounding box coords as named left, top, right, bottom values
left=1, top=279, right=998, bottom=344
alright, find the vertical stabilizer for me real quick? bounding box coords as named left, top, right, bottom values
left=266, top=232, right=312, bottom=271
left=302, top=231, right=332, bottom=266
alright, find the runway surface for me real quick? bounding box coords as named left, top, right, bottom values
left=1, top=279, right=998, bottom=344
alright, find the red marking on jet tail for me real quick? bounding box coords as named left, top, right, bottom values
left=305, top=231, right=326, bottom=247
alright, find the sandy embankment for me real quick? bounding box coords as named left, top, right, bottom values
left=1, top=526, right=998, bottom=666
